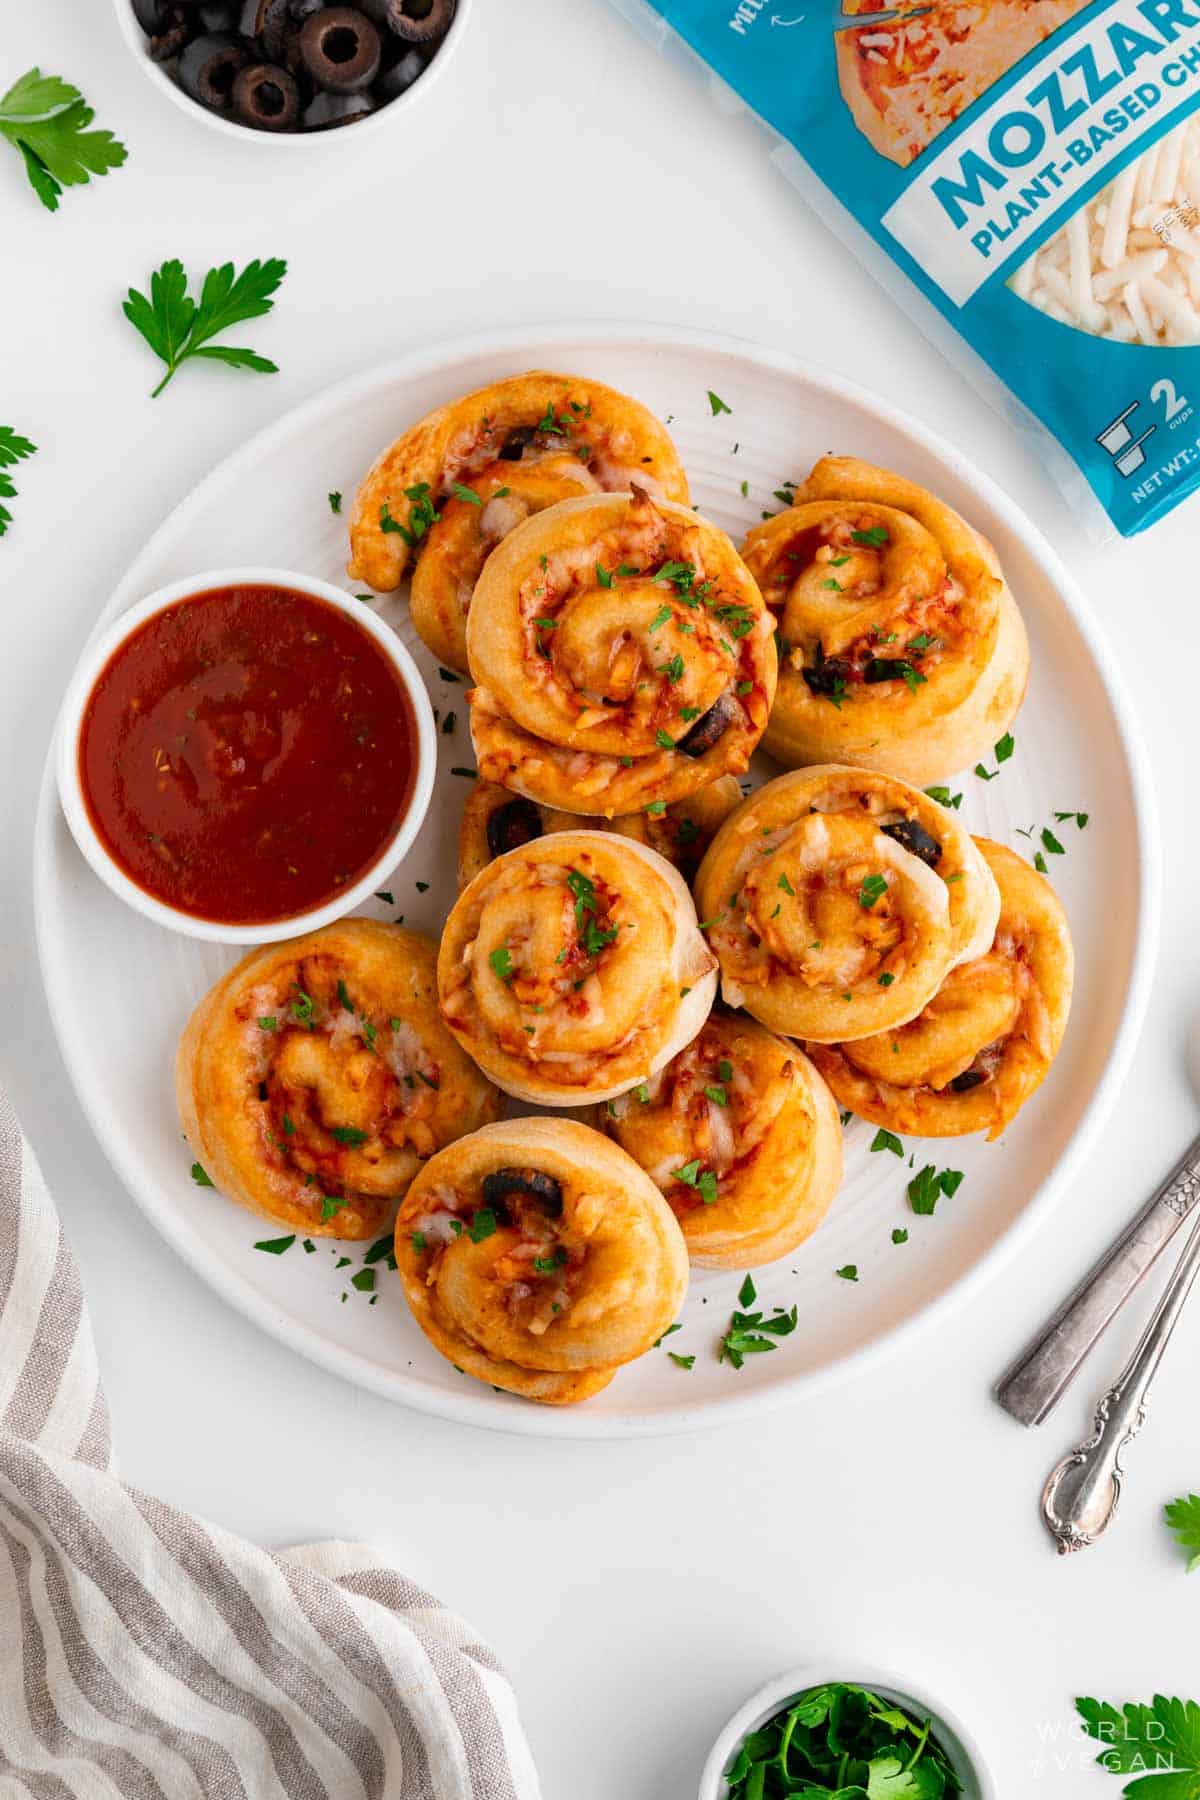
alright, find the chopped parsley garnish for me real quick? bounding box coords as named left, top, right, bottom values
left=995, top=732, right=1015, bottom=763
left=375, top=890, right=394, bottom=905
left=892, top=1228, right=909, bottom=1245
left=735, top=679, right=753, bottom=694
left=291, top=988, right=316, bottom=1027
left=908, top=1165, right=963, bottom=1214
left=254, top=1234, right=295, bottom=1255
left=331, top=1126, right=368, bottom=1145
left=635, top=1083, right=650, bottom=1104
left=820, top=577, right=842, bottom=592
left=649, top=604, right=672, bottom=633
left=1054, top=810, right=1089, bottom=829
left=975, top=762, right=998, bottom=781
left=1041, top=826, right=1065, bottom=855
left=328, top=491, right=341, bottom=513
left=364, top=1237, right=397, bottom=1266
left=672, top=1159, right=718, bottom=1205
left=877, top=972, right=895, bottom=987
left=707, top=390, right=732, bottom=416
left=488, top=945, right=514, bottom=983
left=851, top=525, right=889, bottom=548
left=777, top=871, right=795, bottom=895
left=858, top=873, right=888, bottom=909
left=414, top=1069, right=439, bottom=1090
left=719, top=1280, right=797, bottom=1366
left=718, top=1059, right=733, bottom=1082
left=652, top=559, right=696, bottom=596
left=704, top=1084, right=728, bottom=1106
left=646, top=800, right=666, bottom=816
left=870, top=1128, right=903, bottom=1157
left=190, top=1162, right=214, bottom=1187
left=336, top=979, right=354, bottom=1012
left=924, top=785, right=962, bottom=810
left=450, top=766, right=477, bottom=779
left=320, top=1196, right=348, bottom=1222
left=835, top=1264, right=859, bottom=1281
left=594, top=561, right=614, bottom=588
left=469, top=1208, right=498, bottom=1243
left=1035, top=851, right=1048, bottom=873
left=668, top=1352, right=695, bottom=1370
left=533, top=1247, right=568, bottom=1274
left=655, top=727, right=676, bottom=750
left=441, top=712, right=456, bottom=735
left=451, top=481, right=481, bottom=505
left=410, top=1231, right=427, bottom=1251
left=257, top=1016, right=277, bottom=1032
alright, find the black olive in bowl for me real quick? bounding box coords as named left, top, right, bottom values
left=178, top=32, right=249, bottom=110
left=233, top=61, right=301, bottom=127
left=386, top=0, right=454, bottom=42
left=299, top=7, right=381, bottom=92
left=303, top=87, right=375, bottom=127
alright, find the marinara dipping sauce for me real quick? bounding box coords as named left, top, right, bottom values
left=78, top=584, right=417, bottom=925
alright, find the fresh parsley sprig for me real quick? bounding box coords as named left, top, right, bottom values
left=726, top=1682, right=963, bottom=1798
left=1077, top=1695, right=1200, bottom=1796
left=1166, top=1494, right=1200, bottom=1573
left=0, top=427, right=36, bottom=538
left=123, top=258, right=287, bottom=398
left=0, top=68, right=126, bottom=212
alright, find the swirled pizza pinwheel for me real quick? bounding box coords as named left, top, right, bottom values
left=394, top=1117, right=688, bottom=1405
left=596, top=1011, right=843, bottom=1269
left=176, top=921, right=502, bottom=1240
left=465, top=487, right=776, bottom=816
left=693, top=766, right=1000, bottom=1043
left=437, top=830, right=717, bottom=1105
left=346, top=371, right=690, bottom=672
left=457, top=776, right=743, bottom=891
left=741, top=456, right=1028, bottom=785
left=808, top=838, right=1073, bottom=1139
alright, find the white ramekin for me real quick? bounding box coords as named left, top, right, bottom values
left=56, top=566, right=436, bottom=945
left=698, top=1661, right=997, bottom=1800
left=109, top=0, right=473, bottom=147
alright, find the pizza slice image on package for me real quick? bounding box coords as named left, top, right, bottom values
left=610, top=0, right=1200, bottom=535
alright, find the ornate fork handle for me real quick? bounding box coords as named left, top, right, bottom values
left=1042, top=1205, right=1200, bottom=1553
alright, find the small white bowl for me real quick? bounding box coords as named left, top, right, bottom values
left=110, top=0, right=473, bottom=147
left=699, top=1661, right=996, bottom=1800
left=56, top=567, right=436, bottom=945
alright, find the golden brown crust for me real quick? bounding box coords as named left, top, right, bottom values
left=808, top=838, right=1073, bottom=1139
left=456, top=777, right=743, bottom=892
left=347, top=370, right=690, bottom=618
left=693, top=766, right=1000, bottom=1042
left=175, top=921, right=502, bottom=1240
left=742, top=456, right=1028, bottom=785
left=595, top=1012, right=843, bottom=1268
left=437, top=831, right=717, bottom=1105
left=466, top=489, right=776, bottom=817
left=393, top=1117, right=689, bottom=1405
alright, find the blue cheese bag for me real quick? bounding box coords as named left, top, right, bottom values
left=610, top=0, right=1200, bottom=535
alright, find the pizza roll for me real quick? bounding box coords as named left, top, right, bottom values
left=347, top=370, right=689, bottom=671
left=742, top=456, right=1028, bottom=785
left=457, top=776, right=743, bottom=891
left=466, top=487, right=776, bottom=816
left=808, top=839, right=1072, bottom=1140
left=596, top=1011, right=842, bottom=1269
left=693, top=766, right=1000, bottom=1043
left=394, top=1117, right=688, bottom=1405
left=437, top=830, right=717, bottom=1105
left=176, top=921, right=502, bottom=1241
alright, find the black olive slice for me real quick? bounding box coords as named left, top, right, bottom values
left=178, top=33, right=249, bottom=109
left=377, top=44, right=426, bottom=95
left=133, top=0, right=173, bottom=33
left=385, top=0, right=455, bottom=40
left=486, top=797, right=543, bottom=861
left=677, top=687, right=740, bottom=758
left=949, top=1068, right=986, bottom=1092
left=150, top=18, right=193, bottom=58
left=233, top=61, right=300, bottom=127
left=197, top=0, right=238, bottom=27
left=302, top=86, right=375, bottom=125
left=498, top=424, right=536, bottom=462
left=299, top=6, right=381, bottom=90
left=239, top=0, right=290, bottom=52
left=880, top=818, right=942, bottom=868
left=481, top=1168, right=564, bottom=1217
left=288, top=0, right=322, bottom=14
left=802, top=655, right=851, bottom=697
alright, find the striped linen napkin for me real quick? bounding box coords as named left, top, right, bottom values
left=0, top=1086, right=542, bottom=1800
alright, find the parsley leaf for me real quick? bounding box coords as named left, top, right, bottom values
left=1076, top=1695, right=1200, bottom=1794
left=0, top=426, right=36, bottom=538
left=995, top=731, right=1015, bottom=762
left=488, top=946, right=514, bottom=983
left=870, top=1128, right=903, bottom=1157
left=0, top=69, right=126, bottom=214
left=123, top=256, right=287, bottom=398
left=908, top=1165, right=963, bottom=1215
left=190, top=1162, right=214, bottom=1188
left=851, top=525, right=889, bottom=547
left=1166, top=1495, right=1200, bottom=1573
left=707, top=389, right=732, bottom=416
left=254, top=1234, right=295, bottom=1255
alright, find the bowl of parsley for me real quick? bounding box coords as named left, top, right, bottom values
left=699, top=1663, right=995, bottom=1799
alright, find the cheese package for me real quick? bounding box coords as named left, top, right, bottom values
left=609, top=0, right=1200, bottom=535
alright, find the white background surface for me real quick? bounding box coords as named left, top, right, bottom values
left=2, top=3, right=1197, bottom=1794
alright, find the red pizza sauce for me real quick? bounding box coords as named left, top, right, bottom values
left=79, top=584, right=417, bottom=925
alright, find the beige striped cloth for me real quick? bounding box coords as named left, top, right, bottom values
left=0, top=1087, right=542, bottom=1800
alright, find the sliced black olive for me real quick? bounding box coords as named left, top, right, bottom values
left=300, top=6, right=381, bottom=90
left=802, top=655, right=852, bottom=697
left=498, top=424, right=536, bottom=462
left=178, top=33, right=249, bottom=109
left=133, top=0, right=173, bottom=34
left=302, top=86, right=375, bottom=125
left=949, top=1068, right=986, bottom=1092
left=863, top=657, right=919, bottom=684
left=150, top=17, right=194, bottom=58
left=377, top=44, right=426, bottom=95
left=486, top=797, right=543, bottom=861
left=240, top=0, right=290, bottom=52
left=289, top=0, right=323, bottom=13
left=481, top=1168, right=564, bottom=1217
left=198, top=0, right=238, bottom=27
left=881, top=818, right=942, bottom=868
left=385, top=0, right=455, bottom=40
left=233, top=61, right=300, bottom=128
left=677, top=687, right=741, bottom=758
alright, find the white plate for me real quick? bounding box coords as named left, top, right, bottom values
left=34, top=323, right=1160, bottom=1439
